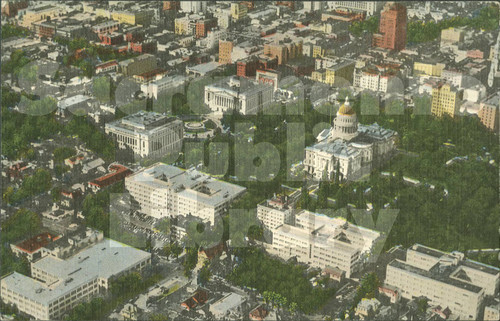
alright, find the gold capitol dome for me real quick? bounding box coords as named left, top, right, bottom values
left=338, top=96, right=356, bottom=116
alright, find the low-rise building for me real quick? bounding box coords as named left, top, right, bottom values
left=10, top=232, right=62, bottom=262
left=385, top=244, right=500, bottom=320
left=209, top=292, right=246, bottom=320
left=88, top=164, right=133, bottom=192
left=105, top=111, right=183, bottom=158
left=125, top=163, right=246, bottom=224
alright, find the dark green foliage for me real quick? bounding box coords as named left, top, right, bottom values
left=349, top=16, right=379, bottom=36
left=2, top=24, right=31, bottom=38
left=53, top=147, right=76, bottom=163
left=0, top=209, right=41, bottom=276
left=1, top=88, right=62, bottom=159
left=229, top=248, right=335, bottom=314
left=64, top=116, right=115, bottom=161
left=407, top=4, right=499, bottom=43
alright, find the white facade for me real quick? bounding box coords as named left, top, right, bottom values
left=257, top=195, right=294, bottom=230
left=204, top=76, right=274, bottom=115
left=385, top=244, right=500, bottom=320
left=105, top=111, right=183, bottom=158
left=269, top=211, right=381, bottom=278
left=125, top=163, right=246, bottom=224
left=180, top=1, right=207, bottom=14
left=0, top=239, right=151, bottom=320
left=329, top=1, right=383, bottom=16
left=359, top=72, right=399, bottom=93
left=304, top=97, right=397, bottom=181
left=141, top=75, right=187, bottom=99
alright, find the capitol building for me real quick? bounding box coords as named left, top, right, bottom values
left=304, top=97, right=397, bottom=181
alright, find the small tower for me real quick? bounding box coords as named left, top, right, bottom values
left=329, top=96, right=358, bottom=141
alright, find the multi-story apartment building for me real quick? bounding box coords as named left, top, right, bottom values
left=430, top=82, right=463, bottom=118
left=231, top=2, right=248, bottom=20
left=263, top=39, right=303, bottom=65
left=180, top=1, right=207, bottom=14
left=163, top=1, right=180, bottom=11
left=0, top=239, right=151, bottom=320
left=119, top=54, right=157, bottom=76
left=329, top=1, right=383, bottom=16
left=257, top=194, right=294, bottom=230
left=325, top=59, right=356, bottom=86
left=270, top=211, right=380, bottom=277
left=478, top=94, right=499, bottom=131
left=358, top=68, right=399, bottom=93
left=195, top=18, right=217, bottom=38
left=441, top=68, right=464, bottom=88
left=125, top=164, right=246, bottom=224
left=105, top=111, right=183, bottom=158
left=385, top=244, right=500, bottom=320
left=1, top=0, right=28, bottom=18
left=219, top=40, right=233, bottom=64
left=414, top=60, right=446, bottom=77
left=440, top=27, right=465, bottom=50
left=372, top=2, right=407, bottom=51
left=204, top=76, right=274, bottom=115
left=303, top=1, right=325, bottom=13
left=111, top=10, right=154, bottom=26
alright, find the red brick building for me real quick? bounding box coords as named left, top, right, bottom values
left=130, top=40, right=158, bottom=54
left=219, top=40, right=233, bottom=65
left=126, top=30, right=145, bottom=43
left=88, top=164, right=133, bottom=192
left=275, top=1, right=294, bottom=10
left=195, top=18, right=217, bottom=38
left=2, top=1, right=28, bottom=17
left=237, top=56, right=278, bottom=77
left=240, top=1, right=254, bottom=11
left=102, top=33, right=124, bottom=46
left=33, top=21, right=57, bottom=38
left=163, top=1, right=180, bottom=11
left=372, top=2, right=407, bottom=51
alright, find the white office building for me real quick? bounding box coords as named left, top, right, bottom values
left=0, top=239, right=151, bottom=320
left=141, top=75, right=187, bottom=99
left=385, top=244, right=500, bottom=320
left=180, top=1, right=207, bottom=14
left=257, top=194, right=294, bottom=230
left=269, top=211, right=381, bottom=278
left=329, top=1, right=383, bottom=16
left=125, top=163, right=246, bottom=224
left=204, top=76, right=274, bottom=115
left=105, top=111, right=183, bottom=158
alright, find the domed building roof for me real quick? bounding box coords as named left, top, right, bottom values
left=338, top=96, right=355, bottom=116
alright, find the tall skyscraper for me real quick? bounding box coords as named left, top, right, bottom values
left=430, top=82, right=462, bottom=118
left=372, top=2, right=407, bottom=51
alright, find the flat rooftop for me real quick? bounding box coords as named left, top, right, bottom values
left=106, top=111, right=182, bottom=134
left=126, top=163, right=246, bottom=207
left=388, top=259, right=483, bottom=294
left=1, top=239, right=150, bottom=306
